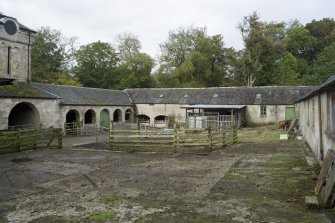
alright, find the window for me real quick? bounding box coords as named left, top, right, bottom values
left=7, top=47, right=11, bottom=74
left=260, top=105, right=267, bottom=117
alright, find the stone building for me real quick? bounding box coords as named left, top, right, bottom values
left=296, top=76, right=335, bottom=163
left=125, top=87, right=314, bottom=127
left=0, top=14, right=134, bottom=133
left=0, top=13, right=316, bottom=134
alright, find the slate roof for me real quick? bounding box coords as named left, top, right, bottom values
left=0, top=14, right=36, bottom=33
left=32, top=83, right=132, bottom=106
left=0, top=82, right=59, bottom=99
left=296, top=75, right=335, bottom=103
left=125, top=86, right=315, bottom=105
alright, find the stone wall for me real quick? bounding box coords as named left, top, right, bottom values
left=60, top=105, right=134, bottom=126
left=135, top=104, right=187, bottom=124
left=245, top=105, right=292, bottom=125
left=0, top=97, right=61, bottom=130
left=0, top=26, right=33, bottom=82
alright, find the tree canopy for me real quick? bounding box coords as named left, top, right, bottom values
left=31, top=14, right=335, bottom=89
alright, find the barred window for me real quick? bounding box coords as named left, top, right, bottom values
left=260, top=105, right=267, bottom=117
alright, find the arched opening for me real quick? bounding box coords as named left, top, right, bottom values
left=84, top=109, right=96, bottom=124
left=66, top=109, right=80, bottom=123
left=154, top=115, right=167, bottom=123
left=113, top=109, right=122, bottom=122
left=137, top=114, right=150, bottom=123
left=154, top=115, right=168, bottom=128
left=8, top=102, right=40, bottom=129
left=100, top=109, right=110, bottom=128
left=125, top=109, right=133, bottom=122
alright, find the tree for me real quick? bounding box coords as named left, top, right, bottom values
left=73, top=41, right=119, bottom=88
left=305, top=42, right=335, bottom=85
left=114, top=34, right=156, bottom=89
left=284, top=24, right=316, bottom=61
left=274, top=51, right=299, bottom=85
left=157, top=26, right=227, bottom=87
left=116, top=52, right=156, bottom=89
left=31, top=27, right=78, bottom=85
left=305, top=18, right=335, bottom=59
left=237, top=12, right=286, bottom=86
left=116, top=33, right=141, bottom=62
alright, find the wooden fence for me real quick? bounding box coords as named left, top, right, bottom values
left=0, top=128, right=62, bottom=155
left=109, top=126, right=237, bottom=152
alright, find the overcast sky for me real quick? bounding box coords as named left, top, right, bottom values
left=1, top=0, right=334, bottom=58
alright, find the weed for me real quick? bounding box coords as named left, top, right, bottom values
left=104, top=194, right=119, bottom=205
left=86, top=211, right=117, bottom=223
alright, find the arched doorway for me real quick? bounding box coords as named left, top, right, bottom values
left=113, top=109, right=122, bottom=122
left=84, top=109, right=96, bottom=124
left=8, top=102, right=40, bottom=129
left=137, top=114, right=150, bottom=123
left=125, top=109, right=133, bottom=122
left=154, top=115, right=168, bottom=128
left=66, top=109, right=80, bottom=123
left=100, top=109, right=109, bottom=128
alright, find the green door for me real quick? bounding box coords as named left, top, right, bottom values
left=100, top=109, right=109, bottom=128
left=285, top=107, right=295, bottom=120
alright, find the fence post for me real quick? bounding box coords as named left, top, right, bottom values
left=173, top=128, right=178, bottom=153
left=232, top=126, right=238, bottom=144
left=222, top=129, right=226, bottom=148
left=32, top=128, right=37, bottom=150
left=109, top=121, right=113, bottom=150
left=208, top=125, right=213, bottom=151
left=17, top=129, right=21, bottom=152
left=57, top=129, right=62, bottom=149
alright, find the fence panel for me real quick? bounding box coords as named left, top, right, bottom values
left=0, top=128, right=62, bottom=155
left=108, top=126, right=238, bottom=153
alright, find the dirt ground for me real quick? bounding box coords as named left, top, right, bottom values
left=0, top=126, right=334, bottom=223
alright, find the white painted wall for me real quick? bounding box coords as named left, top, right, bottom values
left=297, top=92, right=333, bottom=164
left=135, top=104, right=188, bottom=124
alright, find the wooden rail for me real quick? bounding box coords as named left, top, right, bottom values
left=109, top=126, right=237, bottom=152
left=0, top=128, right=62, bottom=155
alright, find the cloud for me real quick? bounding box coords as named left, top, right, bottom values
left=1, top=0, right=334, bottom=58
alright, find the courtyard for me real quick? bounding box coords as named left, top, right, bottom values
left=0, top=126, right=334, bottom=223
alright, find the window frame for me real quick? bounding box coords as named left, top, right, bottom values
left=260, top=105, right=267, bottom=117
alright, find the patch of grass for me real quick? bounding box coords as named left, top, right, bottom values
left=223, top=171, right=243, bottom=180
left=270, top=155, right=307, bottom=170
left=28, top=215, right=74, bottom=223
left=104, top=194, right=119, bottom=205
left=0, top=216, right=8, bottom=223
left=86, top=211, right=117, bottom=223
left=0, top=203, right=16, bottom=212
left=238, top=126, right=285, bottom=143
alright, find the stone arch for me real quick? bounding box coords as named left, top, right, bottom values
left=154, top=115, right=168, bottom=123
left=137, top=114, right=150, bottom=123
left=8, top=102, right=40, bottom=129
left=84, top=109, right=96, bottom=124
left=113, top=109, right=122, bottom=122
left=125, top=109, right=133, bottom=122
left=66, top=109, right=80, bottom=123
left=100, top=109, right=110, bottom=128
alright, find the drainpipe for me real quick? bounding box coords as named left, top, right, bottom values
left=318, top=93, right=324, bottom=161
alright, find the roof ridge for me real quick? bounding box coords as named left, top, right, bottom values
left=33, top=82, right=123, bottom=92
